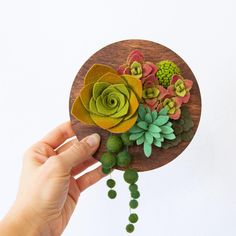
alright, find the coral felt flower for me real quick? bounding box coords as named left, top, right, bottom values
left=118, top=50, right=157, bottom=81
left=142, top=75, right=168, bottom=110
left=71, top=64, right=142, bottom=133
left=157, top=97, right=182, bottom=120
left=168, top=74, right=193, bottom=103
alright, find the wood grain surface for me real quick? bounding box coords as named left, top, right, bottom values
left=69, top=39, right=201, bottom=172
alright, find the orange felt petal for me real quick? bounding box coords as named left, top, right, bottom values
left=90, top=113, right=123, bottom=129
left=109, top=112, right=138, bottom=133
left=71, top=96, right=95, bottom=125
left=121, top=75, right=142, bottom=100
left=125, top=90, right=139, bottom=120
left=80, top=82, right=94, bottom=110
left=98, top=72, right=125, bottom=84
left=84, top=64, right=117, bottom=85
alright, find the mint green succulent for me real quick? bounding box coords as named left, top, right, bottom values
left=156, top=60, right=181, bottom=88
left=129, top=105, right=176, bottom=157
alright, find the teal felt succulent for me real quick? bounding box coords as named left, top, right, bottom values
left=129, top=105, right=176, bottom=157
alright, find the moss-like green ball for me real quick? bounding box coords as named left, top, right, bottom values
left=108, top=189, right=117, bottom=199
left=106, top=179, right=116, bottom=188
left=129, top=213, right=138, bottom=223
left=126, top=224, right=135, bottom=233
left=106, top=135, right=123, bottom=153
left=100, top=152, right=116, bottom=169
left=117, top=151, right=132, bottom=167
left=131, top=190, right=140, bottom=199
left=102, top=167, right=111, bottom=174
left=129, top=184, right=138, bottom=192
left=121, top=133, right=134, bottom=146
left=123, top=169, right=139, bottom=184
left=129, top=199, right=138, bottom=209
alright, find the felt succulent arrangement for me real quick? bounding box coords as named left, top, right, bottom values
left=71, top=50, right=194, bottom=233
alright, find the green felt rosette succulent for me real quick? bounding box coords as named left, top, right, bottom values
left=129, top=105, right=176, bottom=157
left=71, top=64, right=142, bottom=133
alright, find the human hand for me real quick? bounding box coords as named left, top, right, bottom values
left=0, top=122, right=105, bottom=236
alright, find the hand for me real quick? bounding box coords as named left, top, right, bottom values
left=0, top=122, right=105, bottom=236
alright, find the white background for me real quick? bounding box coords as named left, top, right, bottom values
left=0, top=0, right=236, bottom=235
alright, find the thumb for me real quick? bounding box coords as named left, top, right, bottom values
left=58, top=133, right=100, bottom=170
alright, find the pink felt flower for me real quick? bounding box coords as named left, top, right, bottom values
left=118, top=50, right=158, bottom=81
left=142, top=75, right=168, bottom=110
left=168, top=74, right=193, bottom=103
left=157, top=96, right=182, bottom=120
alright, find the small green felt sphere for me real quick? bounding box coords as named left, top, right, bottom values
left=129, top=213, right=139, bottom=223
left=131, top=190, right=140, bottom=199
left=108, top=189, right=117, bottom=199
left=107, top=179, right=116, bottom=188
left=100, top=152, right=116, bottom=169
left=123, top=169, right=139, bottom=184
left=121, top=133, right=134, bottom=146
left=102, top=167, right=111, bottom=174
left=106, top=135, right=123, bottom=153
left=126, top=224, right=135, bottom=233
left=129, top=184, right=138, bottom=192
left=117, top=151, right=132, bottom=167
left=129, top=199, right=138, bottom=209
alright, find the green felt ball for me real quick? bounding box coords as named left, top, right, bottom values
left=102, top=167, right=111, bottom=174
left=131, top=190, right=140, bottom=199
left=100, top=152, right=116, bottom=169
left=108, top=189, right=117, bottom=199
left=106, top=135, right=123, bottom=153
left=129, top=199, right=139, bottom=209
left=121, top=133, right=134, bottom=146
left=129, top=184, right=138, bottom=192
left=117, top=151, right=132, bottom=167
left=129, top=213, right=139, bottom=223
left=106, top=179, right=116, bottom=188
left=126, top=224, right=135, bottom=233
left=123, top=169, right=139, bottom=184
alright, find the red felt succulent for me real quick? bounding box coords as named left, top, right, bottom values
left=118, top=50, right=157, bottom=82
left=168, top=74, right=193, bottom=103
left=141, top=74, right=168, bottom=110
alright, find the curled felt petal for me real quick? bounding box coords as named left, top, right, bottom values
left=84, top=64, right=117, bottom=85
left=170, top=108, right=181, bottom=120
left=127, top=50, right=144, bottom=64
left=124, top=90, right=139, bottom=120
left=80, top=82, right=95, bottom=110
left=71, top=96, right=95, bottom=125
left=111, top=100, right=129, bottom=118
left=96, top=96, right=118, bottom=115
left=89, top=97, right=105, bottom=115
left=182, top=92, right=191, bottom=103
left=98, top=72, right=125, bottom=84
left=93, top=82, right=110, bottom=100
left=109, top=113, right=138, bottom=133
left=184, top=79, right=193, bottom=90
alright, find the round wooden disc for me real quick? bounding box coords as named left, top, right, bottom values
left=69, top=39, right=201, bottom=172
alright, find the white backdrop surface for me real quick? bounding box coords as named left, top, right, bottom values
left=0, top=0, right=236, bottom=235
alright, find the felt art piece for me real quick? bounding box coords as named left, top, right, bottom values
left=69, top=40, right=201, bottom=233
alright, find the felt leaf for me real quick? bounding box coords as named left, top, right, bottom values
left=183, top=118, right=194, bottom=131
left=145, top=132, right=153, bottom=144
left=163, top=133, right=176, bottom=140
left=136, top=135, right=145, bottom=145
left=80, top=82, right=95, bottom=110
left=129, top=132, right=145, bottom=141
left=144, top=141, right=152, bottom=158
left=93, top=82, right=110, bottom=100
left=154, top=115, right=169, bottom=126
left=151, top=110, right=158, bottom=121
left=161, top=126, right=174, bottom=135
left=173, top=123, right=183, bottom=135
left=114, top=84, right=130, bottom=98
left=109, top=112, right=138, bottom=133
left=138, top=105, right=146, bottom=120
left=165, top=122, right=173, bottom=127
left=71, top=96, right=95, bottom=125
left=159, top=107, right=168, bottom=116
left=98, top=72, right=125, bottom=85
left=162, top=135, right=182, bottom=149
left=137, top=121, right=148, bottom=130
left=84, top=64, right=117, bottom=85
left=145, top=113, right=152, bottom=124
left=181, top=129, right=194, bottom=142
left=124, top=90, right=139, bottom=120
left=153, top=139, right=162, bottom=148
left=129, top=125, right=144, bottom=133
left=121, top=75, right=142, bottom=100
left=90, top=113, right=122, bottom=129
left=148, top=124, right=161, bottom=133
left=146, top=106, right=151, bottom=114
left=150, top=132, right=161, bottom=139
left=111, top=100, right=129, bottom=118
left=89, top=97, right=106, bottom=115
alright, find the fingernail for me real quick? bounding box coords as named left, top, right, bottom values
left=86, top=133, right=100, bottom=147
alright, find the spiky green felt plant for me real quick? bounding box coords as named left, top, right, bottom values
left=129, top=105, right=176, bottom=157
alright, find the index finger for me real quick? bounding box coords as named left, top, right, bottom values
left=40, top=121, right=75, bottom=149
